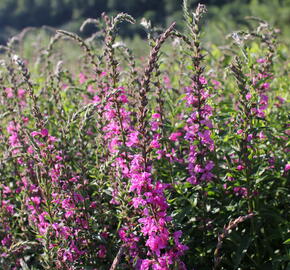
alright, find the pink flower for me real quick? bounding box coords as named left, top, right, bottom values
left=79, top=72, right=87, bottom=84
left=262, top=82, right=270, bottom=90
left=185, top=93, right=199, bottom=106
left=22, top=116, right=29, bottom=123
left=2, top=185, right=11, bottom=194
left=41, top=129, right=49, bottom=137
left=152, top=113, right=161, bottom=119
left=90, top=201, right=97, bottom=208
left=31, top=196, right=41, bottom=205
left=87, top=85, right=97, bottom=93
left=151, top=121, right=160, bottom=131
left=61, top=83, right=68, bottom=90
left=247, top=134, right=253, bottom=142
left=259, top=94, right=268, bottom=105
left=31, top=129, right=49, bottom=137
left=63, top=250, right=74, bottom=262
left=97, top=245, right=107, bottom=258
left=212, top=79, right=221, bottom=88
left=1, top=235, right=12, bottom=247
left=173, top=231, right=189, bottom=254
left=61, top=198, right=75, bottom=209
left=198, top=130, right=214, bottom=150
left=73, top=193, right=84, bottom=203
left=126, top=132, right=139, bottom=147
left=150, top=140, right=161, bottom=149
left=233, top=187, right=248, bottom=197
left=109, top=137, right=120, bottom=152
left=258, top=131, right=266, bottom=140
left=205, top=161, right=214, bottom=171
left=2, top=201, right=14, bottom=215
left=118, top=228, right=127, bottom=240
left=237, top=165, right=245, bottom=171
left=59, top=226, right=71, bottom=239
left=276, top=96, right=285, bottom=104
left=119, top=94, right=128, bottom=103
left=246, top=93, right=252, bottom=100
left=169, top=132, right=182, bottom=141
left=199, top=76, right=207, bottom=85
left=17, top=88, right=26, bottom=98
left=163, top=75, right=171, bottom=87
left=257, top=58, right=266, bottom=63
left=65, top=210, right=75, bottom=219
left=132, top=197, right=146, bottom=208
left=5, top=88, right=13, bottom=98
left=146, top=233, right=168, bottom=256
left=93, top=95, right=101, bottom=103
left=140, top=259, right=152, bottom=270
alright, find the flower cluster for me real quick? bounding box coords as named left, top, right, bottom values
left=99, top=84, right=188, bottom=268
left=129, top=154, right=188, bottom=270
left=184, top=77, right=215, bottom=185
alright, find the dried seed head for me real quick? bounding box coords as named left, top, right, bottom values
left=113, top=13, right=135, bottom=27
left=194, top=3, right=207, bottom=22
left=140, top=18, right=151, bottom=29
left=80, top=18, right=99, bottom=32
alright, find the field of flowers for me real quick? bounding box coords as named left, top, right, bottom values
left=0, top=1, right=289, bottom=269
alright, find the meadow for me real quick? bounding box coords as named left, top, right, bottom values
left=0, top=1, right=289, bottom=269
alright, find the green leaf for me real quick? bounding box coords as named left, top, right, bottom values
left=233, top=235, right=253, bottom=269
left=283, top=238, right=290, bottom=245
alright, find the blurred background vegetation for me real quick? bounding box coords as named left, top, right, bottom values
left=0, top=0, right=289, bottom=45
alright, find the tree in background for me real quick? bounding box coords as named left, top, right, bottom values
left=0, top=0, right=289, bottom=44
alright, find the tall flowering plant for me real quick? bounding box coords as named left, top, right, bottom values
left=0, top=2, right=289, bottom=270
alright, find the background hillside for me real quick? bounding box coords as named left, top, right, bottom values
left=0, top=0, right=289, bottom=44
